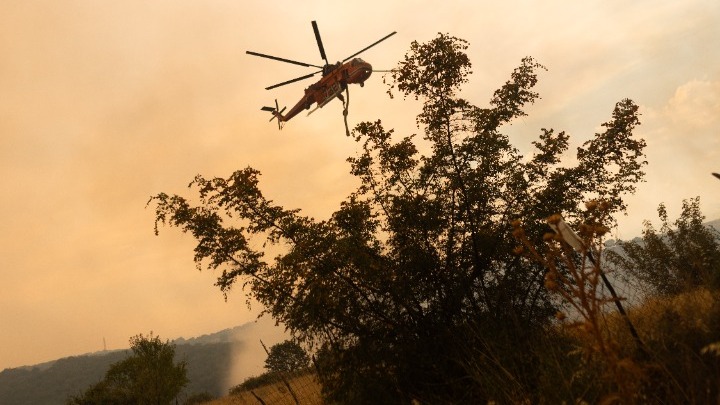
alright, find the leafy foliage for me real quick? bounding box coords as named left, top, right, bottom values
left=151, top=33, right=646, bottom=403
left=264, top=340, right=310, bottom=374
left=607, top=197, right=720, bottom=295
left=67, top=333, right=188, bottom=405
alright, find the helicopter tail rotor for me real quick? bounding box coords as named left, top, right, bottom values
left=261, top=99, right=287, bottom=129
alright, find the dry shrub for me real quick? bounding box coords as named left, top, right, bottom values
left=608, top=288, right=720, bottom=404
left=513, top=205, right=720, bottom=404
left=539, top=288, right=720, bottom=404
left=513, top=206, right=647, bottom=404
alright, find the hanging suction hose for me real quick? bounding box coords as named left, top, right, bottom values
left=341, top=87, right=351, bottom=137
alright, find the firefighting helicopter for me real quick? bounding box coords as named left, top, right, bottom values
left=246, top=21, right=396, bottom=129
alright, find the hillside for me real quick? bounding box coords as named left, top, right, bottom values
left=0, top=317, right=286, bottom=405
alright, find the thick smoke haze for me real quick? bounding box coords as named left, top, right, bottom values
left=1, top=0, right=719, bottom=373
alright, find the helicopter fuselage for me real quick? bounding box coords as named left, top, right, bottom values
left=278, top=58, right=373, bottom=122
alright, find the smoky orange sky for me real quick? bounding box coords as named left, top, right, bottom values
left=1, top=0, right=719, bottom=371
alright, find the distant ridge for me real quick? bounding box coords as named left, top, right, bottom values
left=0, top=317, right=286, bottom=405
left=173, top=321, right=260, bottom=346
left=6, top=322, right=260, bottom=375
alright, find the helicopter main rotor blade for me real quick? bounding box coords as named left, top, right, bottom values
left=265, top=71, right=321, bottom=90
left=246, top=51, right=324, bottom=69
left=342, top=31, right=397, bottom=62
left=311, top=21, right=329, bottom=65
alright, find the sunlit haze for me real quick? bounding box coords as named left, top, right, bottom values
left=2, top=0, right=719, bottom=371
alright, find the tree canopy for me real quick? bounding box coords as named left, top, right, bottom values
left=151, top=33, right=647, bottom=403
left=607, top=197, right=720, bottom=295
left=264, top=340, right=310, bottom=374
left=67, top=333, right=188, bottom=405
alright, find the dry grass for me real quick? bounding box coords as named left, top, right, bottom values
left=611, top=288, right=717, bottom=347
left=208, top=372, right=324, bottom=405
left=611, top=288, right=720, bottom=403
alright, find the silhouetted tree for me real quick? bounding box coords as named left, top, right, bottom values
left=67, top=333, right=188, bottom=405
left=151, top=33, right=646, bottom=403
left=263, top=340, right=310, bottom=374
left=607, top=197, right=720, bottom=295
